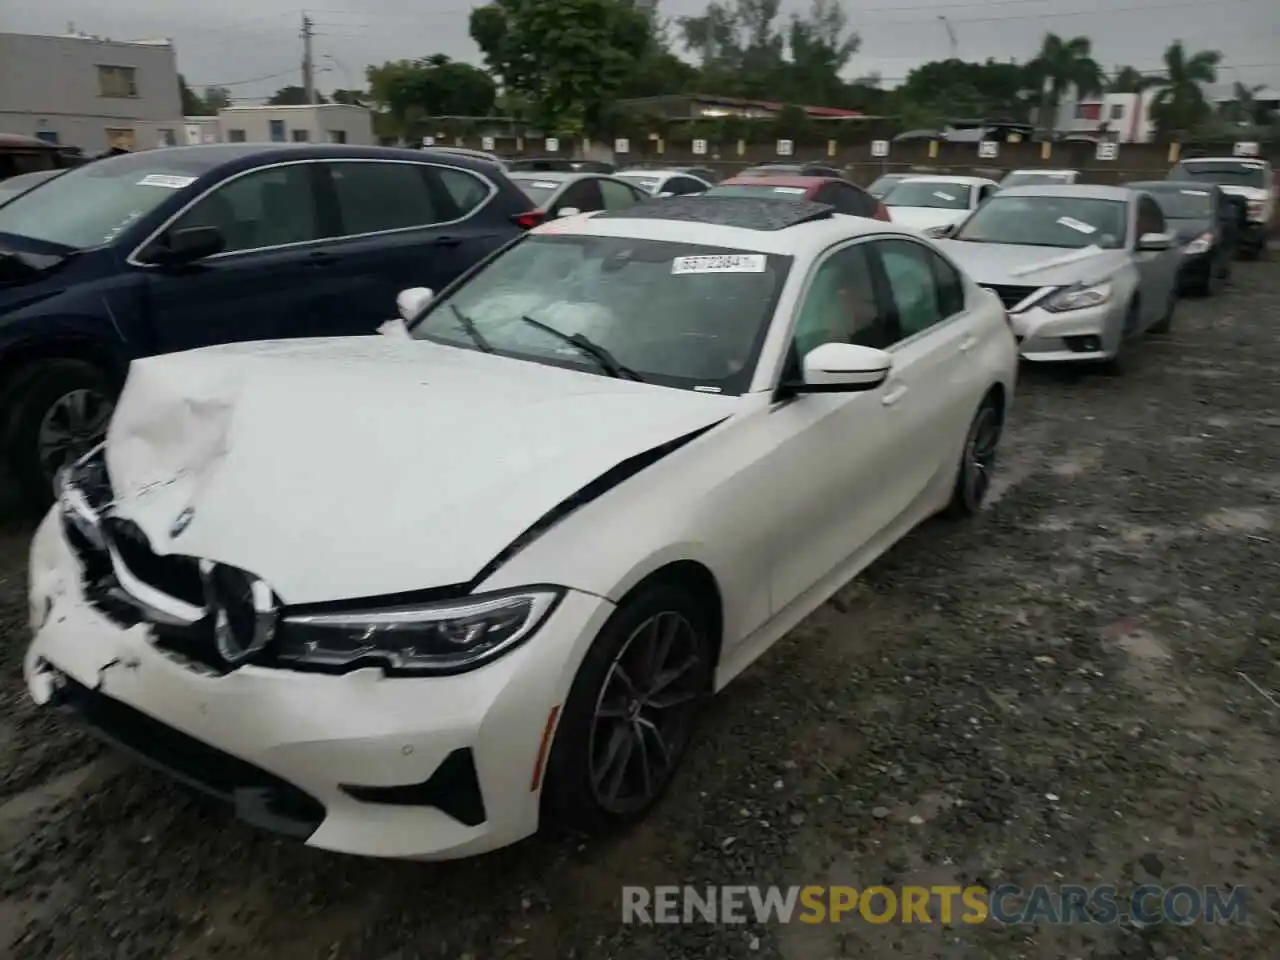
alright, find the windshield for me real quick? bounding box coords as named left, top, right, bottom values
left=883, top=181, right=969, bottom=210
left=1171, top=162, right=1267, bottom=189
left=955, top=195, right=1127, bottom=249
left=866, top=175, right=905, bottom=196
left=0, top=151, right=217, bottom=249
left=708, top=184, right=810, bottom=199
left=510, top=177, right=563, bottom=206
left=617, top=174, right=660, bottom=194
left=1145, top=187, right=1213, bottom=219
left=0, top=170, right=62, bottom=204
left=410, top=234, right=791, bottom=394
left=1001, top=172, right=1075, bottom=187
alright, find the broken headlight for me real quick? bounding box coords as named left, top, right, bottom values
left=1041, top=280, right=1112, bottom=313
left=275, top=587, right=562, bottom=675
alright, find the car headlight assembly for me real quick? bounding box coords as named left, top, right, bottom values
left=1042, top=280, right=1112, bottom=313
left=1183, top=231, right=1215, bottom=256
left=1246, top=199, right=1265, bottom=220
left=275, top=587, right=563, bottom=675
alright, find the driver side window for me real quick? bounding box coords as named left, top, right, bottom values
left=792, top=244, right=894, bottom=360
left=169, top=164, right=321, bottom=253
left=1136, top=196, right=1165, bottom=238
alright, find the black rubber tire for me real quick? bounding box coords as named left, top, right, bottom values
left=540, top=581, right=714, bottom=836
left=2, top=359, right=114, bottom=513
left=945, top=392, right=1004, bottom=519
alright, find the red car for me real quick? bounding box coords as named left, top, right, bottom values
left=706, top=174, right=891, bottom=221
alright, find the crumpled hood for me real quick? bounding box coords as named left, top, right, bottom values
left=104, top=337, right=737, bottom=603
left=933, top=240, right=1129, bottom=287
left=1217, top=185, right=1268, bottom=202
left=885, top=206, right=968, bottom=231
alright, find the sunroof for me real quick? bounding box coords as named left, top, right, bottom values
left=594, top=195, right=834, bottom=231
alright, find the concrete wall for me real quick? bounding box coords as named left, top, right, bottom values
left=217, top=105, right=375, bottom=146
left=0, top=32, right=182, bottom=152
left=132, top=117, right=220, bottom=149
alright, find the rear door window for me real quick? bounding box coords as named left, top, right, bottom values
left=171, top=162, right=323, bottom=253
left=326, top=161, right=443, bottom=236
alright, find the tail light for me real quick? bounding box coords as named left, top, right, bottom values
left=873, top=201, right=891, bottom=221
left=512, top=210, right=545, bottom=230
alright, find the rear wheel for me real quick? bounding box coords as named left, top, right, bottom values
left=3, top=359, right=114, bottom=512
left=945, top=394, right=1004, bottom=518
left=541, top=582, right=714, bottom=834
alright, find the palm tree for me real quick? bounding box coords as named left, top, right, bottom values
left=1148, top=40, right=1222, bottom=136
left=1108, top=65, right=1160, bottom=94
left=1225, top=81, right=1266, bottom=125
left=1027, top=33, right=1105, bottom=136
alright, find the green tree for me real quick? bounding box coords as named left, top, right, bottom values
left=895, top=59, right=1037, bottom=125
left=366, top=55, right=496, bottom=123
left=1223, top=80, right=1268, bottom=125
left=268, top=85, right=327, bottom=105
left=470, top=0, right=650, bottom=135
left=782, top=0, right=860, bottom=106
left=202, top=86, right=232, bottom=112
left=1108, top=65, right=1160, bottom=94
left=330, top=88, right=368, bottom=106
left=1148, top=40, right=1221, bottom=136
left=178, top=74, right=208, bottom=115
left=1027, top=33, right=1104, bottom=135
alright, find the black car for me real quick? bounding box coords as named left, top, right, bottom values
left=0, top=143, right=534, bottom=509
left=1126, top=180, right=1237, bottom=296
left=506, top=157, right=578, bottom=172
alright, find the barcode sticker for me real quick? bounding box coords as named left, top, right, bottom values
left=672, top=254, right=767, bottom=275
left=137, top=174, right=196, bottom=189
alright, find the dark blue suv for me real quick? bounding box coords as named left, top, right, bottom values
left=0, top=144, right=532, bottom=509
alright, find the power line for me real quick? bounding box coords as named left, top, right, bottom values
left=191, top=67, right=298, bottom=88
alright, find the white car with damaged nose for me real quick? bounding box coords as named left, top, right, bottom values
left=26, top=196, right=1017, bottom=860
left=931, top=184, right=1182, bottom=366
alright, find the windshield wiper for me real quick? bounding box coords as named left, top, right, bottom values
left=449, top=304, right=494, bottom=353
left=517, top=315, right=645, bottom=382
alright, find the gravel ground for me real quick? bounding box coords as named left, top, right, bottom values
left=1, top=262, right=1278, bottom=959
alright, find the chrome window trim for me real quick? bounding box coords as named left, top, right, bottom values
left=872, top=235, right=973, bottom=351
left=125, top=157, right=500, bottom=269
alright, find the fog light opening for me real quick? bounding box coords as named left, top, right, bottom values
left=1064, top=335, right=1102, bottom=353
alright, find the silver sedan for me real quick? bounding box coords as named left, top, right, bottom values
left=933, top=184, right=1182, bottom=367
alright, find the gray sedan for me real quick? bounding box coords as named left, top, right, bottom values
left=934, top=184, right=1182, bottom=367
left=506, top=171, right=650, bottom=223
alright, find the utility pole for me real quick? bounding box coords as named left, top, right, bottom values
left=301, top=12, right=316, bottom=104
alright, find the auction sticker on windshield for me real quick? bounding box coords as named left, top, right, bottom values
left=771, top=187, right=807, bottom=195
left=672, top=254, right=767, bottom=275
left=933, top=191, right=957, bottom=201
left=1180, top=189, right=1210, bottom=196
left=1056, top=216, right=1097, bottom=234
left=137, top=174, right=197, bottom=189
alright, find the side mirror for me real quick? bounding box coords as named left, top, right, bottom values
left=1137, top=232, right=1174, bottom=251
left=786, top=342, right=892, bottom=393
left=145, top=225, right=224, bottom=265
left=555, top=206, right=581, bottom=218
left=925, top=223, right=956, bottom=239
left=654, top=191, right=674, bottom=199
left=396, top=286, right=433, bottom=321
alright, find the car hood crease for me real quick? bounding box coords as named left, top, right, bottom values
left=934, top=240, right=1129, bottom=286
left=103, top=337, right=738, bottom=604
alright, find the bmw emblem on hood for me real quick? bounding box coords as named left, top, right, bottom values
left=170, top=506, right=195, bottom=538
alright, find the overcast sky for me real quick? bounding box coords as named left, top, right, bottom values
left=2, top=0, right=1276, bottom=103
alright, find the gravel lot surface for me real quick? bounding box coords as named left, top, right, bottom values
left=1, top=262, right=1278, bottom=959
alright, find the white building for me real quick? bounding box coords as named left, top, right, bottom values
left=217, top=104, right=374, bottom=146
left=0, top=31, right=182, bottom=152
left=132, top=116, right=220, bottom=149
left=1054, top=91, right=1155, bottom=143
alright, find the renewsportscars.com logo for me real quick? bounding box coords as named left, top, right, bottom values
left=621, top=884, right=1250, bottom=926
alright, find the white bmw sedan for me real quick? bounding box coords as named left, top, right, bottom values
left=26, top=196, right=1017, bottom=860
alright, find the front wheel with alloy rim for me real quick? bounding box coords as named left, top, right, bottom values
left=3, top=359, right=115, bottom=512
left=541, top=582, right=714, bottom=834
left=946, top=395, right=1004, bottom=518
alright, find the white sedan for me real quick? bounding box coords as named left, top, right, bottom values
left=616, top=168, right=713, bottom=198
left=882, top=175, right=1000, bottom=232
left=26, top=196, right=1018, bottom=860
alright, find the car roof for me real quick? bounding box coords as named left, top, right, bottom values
left=1006, top=168, right=1078, bottom=175
left=870, top=172, right=912, bottom=179
left=994, top=183, right=1134, bottom=201
left=531, top=196, right=906, bottom=256
left=507, top=170, right=576, bottom=183
left=899, top=175, right=994, bottom=186
left=719, top=174, right=840, bottom=187
left=1179, top=156, right=1270, bottom=165
left=1127, top=179, right=1218, bottom=192
left=618, top=169, right=683, bottom=177
left=79, top=142, right=499, bottom=177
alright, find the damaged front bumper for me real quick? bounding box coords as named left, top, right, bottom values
left=26, top=507, right=614, bottom=860
left=1009, top=300, right=1123, bottom=363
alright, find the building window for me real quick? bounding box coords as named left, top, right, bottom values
left=1109, top=103, right=1125, bottom=121
left=1074, top=102, right=1102, bottom=121
left=97, top=65, right=138, bottom=98
left=269, top=119, right=286, bottom=142
left=104, top=127, right=136, bottom=150
left=227, top=128, right=247, bottom=142
left=291, top=129, right=310, bottom=142
left=158, top=128, right=177, bottom=147
left=35, top=130, right=60, bottom=144
left=328, top=130, right=347, bottom=144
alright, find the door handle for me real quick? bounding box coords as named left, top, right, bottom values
left=433, top=235, right=463, bottom=248
left=959, top=335, right=978, bottom=352
left=881, top=383, right=908, bottom=407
